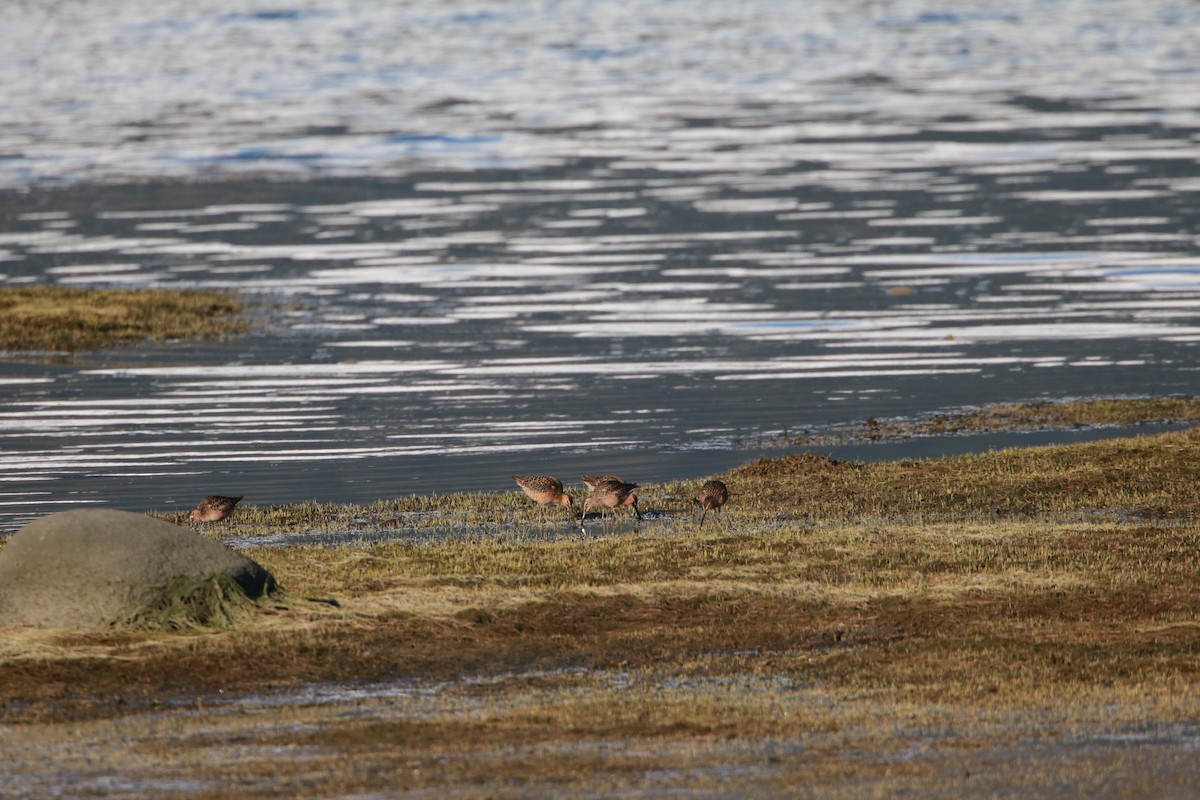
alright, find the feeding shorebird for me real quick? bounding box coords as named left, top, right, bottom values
left=190, top=495, right=242, bottom=523
left=582, top=474, right=639, bottom=514
left=581, top=475, right=623, bottom=489
left=512, top=475, right=575, bottom=521
left=695, top=479, right=729, bottom=525
left=581, top=478, right=641, bottom=528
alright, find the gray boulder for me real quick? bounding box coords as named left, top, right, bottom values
left=0, top=508, right=276, bottom=629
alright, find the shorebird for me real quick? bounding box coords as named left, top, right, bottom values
left=581, top=478, right=641, bottom=528
left=582, top=474, right=639, bottom=514
left=190, top=495, right=242, bottom=523
left=695, top=479, right=729, bottom=525
left=581, top=475, right=623, bottom=489
left=512, top=475, right=575, bottom=521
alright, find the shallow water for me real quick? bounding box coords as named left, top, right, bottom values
left=2, top=0, right=1200, bottom=531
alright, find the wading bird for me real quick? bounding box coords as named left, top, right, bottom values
left=190, top=495, right=242, bottom=523
left=582, top=474, right=639, bottom=515
left=512, top=475, right=575, bottom=521
left=695, top=479, right=729, bottom=525
left=581, top=478, right=641, bottom=529
left=581, top=474, right=623, bottom=489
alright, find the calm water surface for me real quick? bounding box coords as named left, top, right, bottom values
left=2, top=0, right=1200, bottom=530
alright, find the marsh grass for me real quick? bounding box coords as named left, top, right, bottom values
left=921, top=396, right=1200, bottom=432
left=754, top=395, right=1200, bottom=447
left=730, top=426, right=1200, bottom=521
left=5, top=425, right=1200, bottom=795
left=0, top=285, right=246, bottom=351
left=166, top=425, right=1200, bottom=540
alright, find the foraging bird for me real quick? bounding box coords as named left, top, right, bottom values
left=581, top=475, right=623, bottom=489
left=582, top=478, right=641, bottom=527
left=512, top=475, right=574, bottom=518
left=582, top=474, right=639, bottom=515
left=696, top=479, right=729, bottom=525
left=190, top=495, right=242, bottom=523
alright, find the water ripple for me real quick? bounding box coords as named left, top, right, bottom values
left=1, top=0, right=1200, bottom=528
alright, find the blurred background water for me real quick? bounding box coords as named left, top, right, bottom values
left=1, top=0, right=1199, bottom=530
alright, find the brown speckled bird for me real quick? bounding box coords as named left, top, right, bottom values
left=582, top=474, right=639, bottom=513
left=696, top=479, right=729, bottom=525
left=582, top=478, right=641, bottom=527
left=512, top=475, right=574, bottom=519
left=190, top=495, right=242, bottom=523
left=581, top=474, right=623, bottom=489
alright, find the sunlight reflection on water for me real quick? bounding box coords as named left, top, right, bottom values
left=1, top=0, right=1200, bottom=529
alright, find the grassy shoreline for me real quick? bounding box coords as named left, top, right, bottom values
left=749, top=395, right=1200, bottom=447
left=3, top=424, right=1200, bottom=795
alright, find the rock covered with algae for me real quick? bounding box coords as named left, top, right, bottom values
left=0, top=509, right=276, bottom=630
